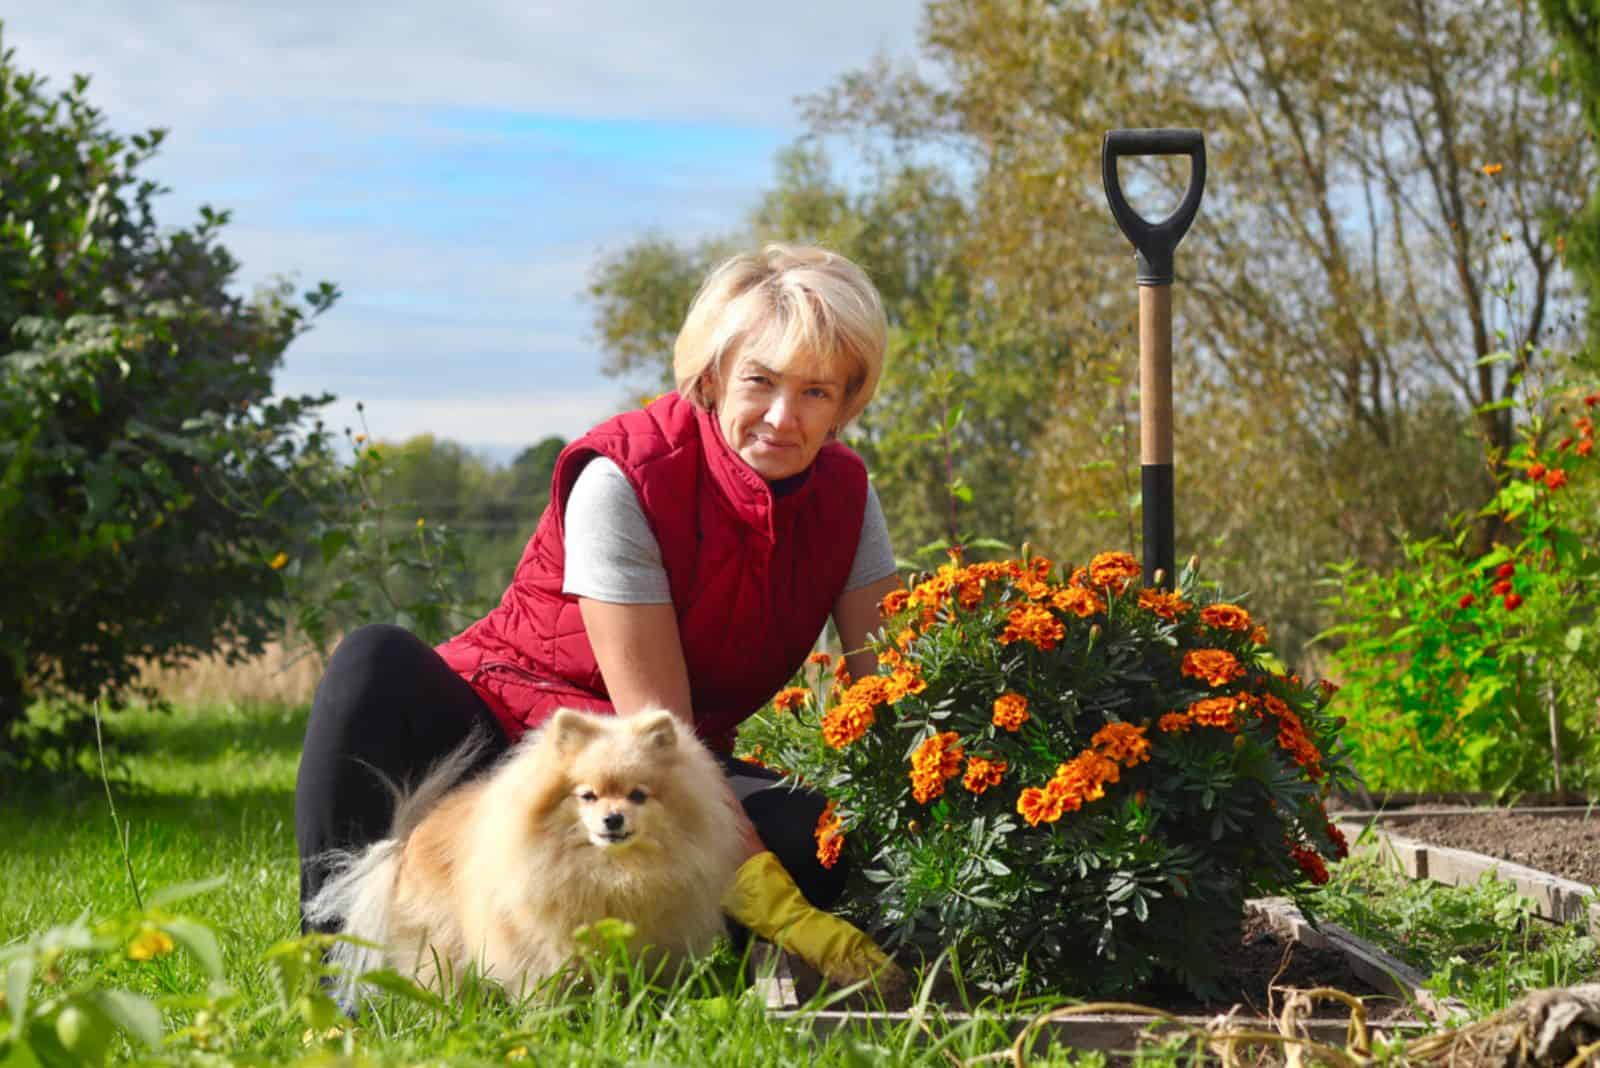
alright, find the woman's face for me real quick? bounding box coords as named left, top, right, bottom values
left=714, top=350, right=849, bottom=481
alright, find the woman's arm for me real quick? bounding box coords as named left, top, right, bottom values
left=577, top=599, right=695, bottom=728
left=831, top=573, right=901, bottom=682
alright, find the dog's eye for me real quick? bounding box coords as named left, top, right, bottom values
left=627, top=788, right=649, bottom=804
left=576, top=788, right=598, bottom=803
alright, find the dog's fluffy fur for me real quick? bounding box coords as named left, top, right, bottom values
left=306, top=708, right=747, bottom=998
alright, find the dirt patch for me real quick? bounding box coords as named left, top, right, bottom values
left=789, top=911, right=1405, bottom=1021
left=1383, top=811, right=1600, bottom=887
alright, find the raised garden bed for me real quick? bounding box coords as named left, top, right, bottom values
left=1333, top=807, right=1600, bottom=935
left=760, top=902, right=1431, bottom=1055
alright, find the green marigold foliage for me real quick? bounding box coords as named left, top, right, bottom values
left=806, top=552, right=1353, bottom=999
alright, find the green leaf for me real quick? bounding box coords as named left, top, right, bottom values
left=6, top=957, right=33, bottom=1032
left=86, top=991, right=161, bottom=1049
left=356, top=969, right=447, bottom=1011
left=159, top=919, right=224, bottom=981
left=148, top=876, right=227, bottom=909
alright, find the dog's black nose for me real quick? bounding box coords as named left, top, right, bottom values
left=603, top=812, right=625, bottom=832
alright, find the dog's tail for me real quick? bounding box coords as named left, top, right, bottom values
left=387, top=727, right=497, bottom=841
left=304, top=838, right=403, bottom=1001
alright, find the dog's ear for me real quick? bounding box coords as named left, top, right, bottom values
left=548, top=708, right=604, bottom=756
left=631, top=709, right=679, bottom=754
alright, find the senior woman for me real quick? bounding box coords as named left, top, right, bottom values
left=295, top=243, right=903, bottom=988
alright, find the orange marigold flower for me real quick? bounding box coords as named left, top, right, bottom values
left=1327, top=821, right=1350, bottom=861
left=821, top=704, right=874, bottom=749
left=1578, top=440, right=1594, bottom=457
left=1545, top=468, right=1569, bottom=490
left=1137, top=588, right=1190, bottom=621
left=1088, top=551, right=1142, bottom=594
left=1017, top=786, right=1067, bottom=826
left=772, top=686, right=809, bottom=714
left=815, top=800, right=844, bottom=870
left=992, top=691, right=1031, bottom=732
left=999, top=603, right=1065, bottom=650
left=879, top=589, right=911, bottom=616
left=1249, top=625, right=1270, bottom=645
left=807, top=651, right=832, bottom=667
left=1182, top=649, right=1246, bottom=688
left=1158, top=711, right=1193, bottom=733
left=962, top=755, right=1008, bottom=795
left=895, top=627, right=917, bottom=649
left=1200, top=603, right=1253, bottom=632
left=956, top=576, right=985, bottom=610
left=1091, top=721, right=1151, bottom=765
left=1051, top=751, right=1119, bottom=805
left=886, top=667, right=928, bottom=702
left=1527, top=461, right=1548, bottom=480
left=910, top=731, right=964, bottom=803
left=1052, top=585, right=1105, bottom=618
left=1187, top=695, right=1241, bottom=732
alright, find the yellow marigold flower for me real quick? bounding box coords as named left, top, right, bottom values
left=1187, top=695, right=1241, bottom=732
left=1158, top=711, right=1192, bottom=733
left=895, top=627, right=917, bottom=649
left=999, top=603, right=1065, bottom=650
left=1018, top=786, right=1067, bottom=826
left=128, top=925, right=176, bottom=961
left=879, top=589, right=911, bottom=616
left=1091, top=721, right=1151, bottom=765
left=992, top=691, right=1031, bottom=732
left=1199, top=603, right=1252, bottom=632
left=268, top=551, right=290, bottom=570
left=1182, top=648, right=1246, bottom=687
left=1481, top=162, right=1504, bottom=176
left=772, top=686, right=809, bottom=714
left=1088, top=551, right=1141, bottom=594
left=1052, top=585, right=1105, bottom=619
left=877, top=647, right=904, bottom=669
left=1138, top=588, right=1190, bottom=621
left=962, top=755, right=1008, bottom=795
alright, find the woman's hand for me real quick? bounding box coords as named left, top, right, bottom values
left=831, top=573, right=901, bottom=680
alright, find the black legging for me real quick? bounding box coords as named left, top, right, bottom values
left=294, top=624, right=846, bottom=930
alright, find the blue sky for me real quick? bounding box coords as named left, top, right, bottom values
left=3, top=2, right=926, bottom=462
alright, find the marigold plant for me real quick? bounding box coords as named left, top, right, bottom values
left=800, top=550, right=1353, bottom=998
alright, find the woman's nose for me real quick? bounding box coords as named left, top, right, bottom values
left=766, top=391, right=800, bottom=430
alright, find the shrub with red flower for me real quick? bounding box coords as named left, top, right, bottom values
left=791, top=552, right=1353, bottom=999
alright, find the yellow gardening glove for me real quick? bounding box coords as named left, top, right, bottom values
left=721, top=851, right=906, bottom=992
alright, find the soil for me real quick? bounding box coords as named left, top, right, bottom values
left=1379, top=811, right=1600, bottom=887
left=785, top=911, right=1405, bottom=1021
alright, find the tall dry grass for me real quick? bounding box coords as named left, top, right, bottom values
left=134, top=639, right=324, bottom=707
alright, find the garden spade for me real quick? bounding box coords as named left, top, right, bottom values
left=1101, top=129, right=1206, bottom=591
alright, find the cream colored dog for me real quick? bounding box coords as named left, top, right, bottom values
left=306, top=708, right=747, bottom=999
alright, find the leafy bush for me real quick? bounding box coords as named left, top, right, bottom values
left=785, top=551, right=1353, bottom=999
left=0, top=38, right=337, bottom=753
left=1318, top=387, right=1600, bottom=795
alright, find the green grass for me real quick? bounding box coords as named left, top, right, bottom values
left=0, top=700, right=1175, bottom=1067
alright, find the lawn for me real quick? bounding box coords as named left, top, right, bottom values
left=0, top=700, right=1108, bottom=1067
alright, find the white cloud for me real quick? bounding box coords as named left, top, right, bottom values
left=2, top=2, right=926, bottom=132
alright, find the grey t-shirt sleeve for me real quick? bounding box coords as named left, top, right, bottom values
left=562, top=456, right=897, bottom=601
left=844, top=482, right=898, bottom=591
left=561, top=457, right=673, bottom=604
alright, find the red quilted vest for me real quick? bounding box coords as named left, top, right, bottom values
left=436, top=392, right=869, bottom=753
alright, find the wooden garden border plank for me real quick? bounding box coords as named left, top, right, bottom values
left=1333, top=819, right=1600, bottom=937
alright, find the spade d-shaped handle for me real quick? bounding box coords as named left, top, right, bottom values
left=1102, top=129, right=1206, bottom=286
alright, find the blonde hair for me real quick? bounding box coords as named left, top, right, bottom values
left=673, top=244, right=887, bottom=427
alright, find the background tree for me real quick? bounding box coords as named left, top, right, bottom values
left=0, top=33, right=337, bottom=754
left=1539, top=0, right=1600, bottom=363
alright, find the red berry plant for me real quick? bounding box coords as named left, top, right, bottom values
left=1321, top=387, right=1600, bottom=794
left=802, top=551, right=1352, bottom=999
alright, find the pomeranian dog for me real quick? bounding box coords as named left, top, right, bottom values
left=305, top=708, right=748, bottom=999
